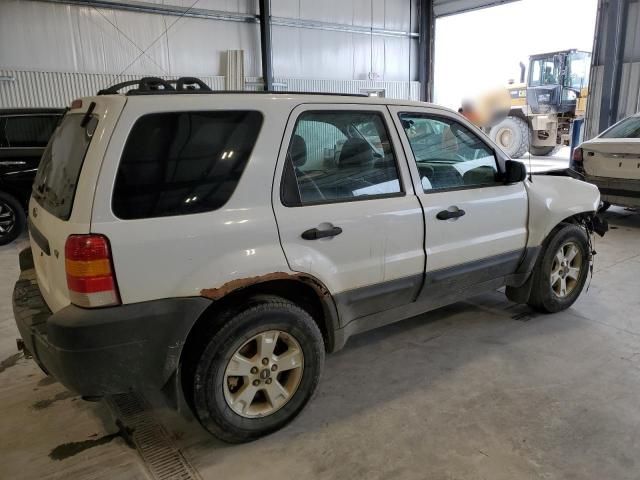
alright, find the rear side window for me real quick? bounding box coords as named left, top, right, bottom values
left=32, top=113, right=96, bottom=220
left=112, top=111, right=263, bottom=220
left=1, top=115, right=61, bottom=148
left=600, top=115, right=640, bottom=139
left=281, top=110, right=402, bottom=206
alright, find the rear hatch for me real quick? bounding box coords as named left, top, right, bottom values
left=28, top=96, right=126, bottom=313
left=582, top=139, right=640, bottom=180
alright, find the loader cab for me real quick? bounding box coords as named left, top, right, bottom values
left=527, top=50, right=591, bottom=116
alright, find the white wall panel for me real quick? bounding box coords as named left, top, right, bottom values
left=272, top=25, right=416, bottom=81
left=0, top=0, right=418, bottom=90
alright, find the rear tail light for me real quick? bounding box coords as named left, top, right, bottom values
left=570, top=147, right=584, bottom=173
left=65, top=234, right=120, bottom=308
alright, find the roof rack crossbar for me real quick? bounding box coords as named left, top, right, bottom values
left=98, top=76, right=212, bottom=95
left=97, top=76, right=369, bottom=97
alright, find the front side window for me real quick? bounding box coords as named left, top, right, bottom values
left=399, top=114, right=499, bottom=192
left=113, top=111, right=263, bottom=219
left=281, top=111, right=402, bottom=206
left=1, top=115, right=61, bottom=148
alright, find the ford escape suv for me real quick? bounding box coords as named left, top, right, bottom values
left=13, top=77, right=605, bottom=443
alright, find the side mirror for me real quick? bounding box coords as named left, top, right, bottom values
left=504, top=160, right=527, bottom=183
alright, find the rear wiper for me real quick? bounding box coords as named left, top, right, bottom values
left=80, top=102, right=96, bottom=127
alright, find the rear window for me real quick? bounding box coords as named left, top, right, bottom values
left=32, top=113, right=97, bottom=220
left=112, top=111, right=263, bottom=220
left=1, top=115, right=61, bottom=148
left=600, top=115, right=640, bottom=139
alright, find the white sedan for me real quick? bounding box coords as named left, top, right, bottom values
left=572, top=113, right=640, bottom=210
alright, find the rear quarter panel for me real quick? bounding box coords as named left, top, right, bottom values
left=90, top=96, right=296, bottom=304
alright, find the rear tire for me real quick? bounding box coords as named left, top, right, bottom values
left=527, top=224, right=590, bottom=313
left=185, top=296, right=324, bottom=443
left=0, top=192, right=26, bottom=246
left=529, top=145, right=560, bottom=156
left=489, top=116, right=529, bottom=158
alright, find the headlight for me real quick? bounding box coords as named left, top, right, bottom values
left=566, top=90, right=577, bottom=100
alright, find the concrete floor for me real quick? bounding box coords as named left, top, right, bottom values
left=1, top=206, right=639, bottom=480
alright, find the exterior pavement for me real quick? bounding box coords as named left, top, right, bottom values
left=1, top=203, right=639, bottom=480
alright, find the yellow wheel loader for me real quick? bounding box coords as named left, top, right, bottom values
left=471, top=50, right=591, bottom=158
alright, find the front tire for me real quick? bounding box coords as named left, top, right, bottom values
left=186, top=296, right=324, bottom=443
left=489, top=116, right=529, bottom=158
left=527, top=224, right=590, bottom=313
left=0, top=192, right=26, bottom=246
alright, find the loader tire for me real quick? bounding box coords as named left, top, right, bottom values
left=489, top=116, right=529, bottom=158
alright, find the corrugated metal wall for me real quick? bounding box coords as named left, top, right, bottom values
left=0, top=70, right=419, bottom=108
left=0, top=0, right=418, bottom=82
left=0, top=70, right=225, bottom=108
left=585, top=0, right=640, bottom=139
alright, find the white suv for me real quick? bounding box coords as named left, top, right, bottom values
left=13, top=77, right=606, bottom=443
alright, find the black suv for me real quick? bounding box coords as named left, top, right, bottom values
left=0, top=109, right=64, bottom=245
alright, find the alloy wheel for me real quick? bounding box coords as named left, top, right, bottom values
left=0, top=200, right=16, bottom=236
left=223, top=330, right=304, bottom=418
left=550, top=241, right=583, bottom=298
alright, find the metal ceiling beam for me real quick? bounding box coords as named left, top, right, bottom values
left=433, top=0, right=521, bottom=18
left=33, top=0, right=418, bottom=39
left=259, top=0, right=273, bottom=91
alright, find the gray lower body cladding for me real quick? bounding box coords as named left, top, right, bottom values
left=12, top=247, right=539, bottom=396
left=13, top=248, right=211, bottom=396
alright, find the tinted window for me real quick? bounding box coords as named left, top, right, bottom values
left=600, top=115, right=640, bottom=139
left=113, top=111, right=263, bottom=219
left=32, top=114, right=96, bottom=220
left=2, top=115, right=61, bottom=148
left=282, top=111, right=402, bottom=206
left=399, top=114, right=499, bottom=191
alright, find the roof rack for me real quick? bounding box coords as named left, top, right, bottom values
left=97, top=76, right=370, bottom=97
left=97, top=76, right=212, bottom=95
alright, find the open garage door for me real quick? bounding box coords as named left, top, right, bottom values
left=434, top=0, right=521, bottom=17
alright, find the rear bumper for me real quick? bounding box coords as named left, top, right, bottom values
left=585, top=175, right=640, bottom=207
left=13, top=248, right=211, bottom=396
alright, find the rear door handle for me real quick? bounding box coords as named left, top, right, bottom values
left=301, top=226, right=343, bottom=240
left=436, top=208, right=466, bottom=220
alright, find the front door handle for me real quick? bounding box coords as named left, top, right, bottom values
left=301, top=226, right=343, bottom=240
left=436, top=208, right=466, bottom=220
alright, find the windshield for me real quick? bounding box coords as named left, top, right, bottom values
left=32, top=113, right=97, bottom=220
left=565, top=52, right=590, bottom=90
left=530, top=56, right=560, bottom=86
left=600, top=115, right=640, bottom=139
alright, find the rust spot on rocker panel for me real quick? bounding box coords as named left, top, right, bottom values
left=200, top=272, right=330, bottom=300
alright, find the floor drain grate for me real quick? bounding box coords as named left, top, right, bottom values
left=107, top=393, right=201, bottom=480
